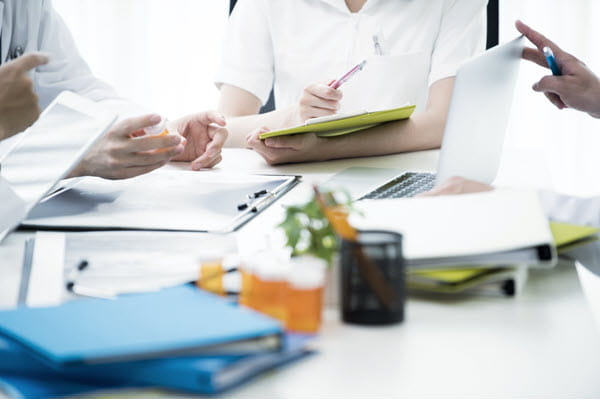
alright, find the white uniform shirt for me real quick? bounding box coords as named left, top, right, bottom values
left=217, top=0, right=487, bottom=113
left=0, top=0, right=132, bottom=112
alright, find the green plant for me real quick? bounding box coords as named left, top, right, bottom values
left=278, top=190, right=354, bottom=266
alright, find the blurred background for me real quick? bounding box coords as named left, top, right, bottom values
left=53, top=0, right=600, bottom=197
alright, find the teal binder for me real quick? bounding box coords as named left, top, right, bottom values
left=0, top=334, right=313, bottom=396
left=0, top=285, right=282, bottom=367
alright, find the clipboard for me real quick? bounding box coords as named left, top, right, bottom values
left=22, top=171, right=301, bottom=233
left=259, top=104, right=416, bottom=139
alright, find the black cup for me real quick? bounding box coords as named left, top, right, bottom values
left=340, top=230, right=405, bottom=325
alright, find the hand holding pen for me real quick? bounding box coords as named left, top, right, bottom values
left=292, top=60, right=367, bottom=124
left=516, top=20, right=600, bottom=118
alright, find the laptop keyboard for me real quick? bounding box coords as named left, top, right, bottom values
left=360, top=172, right=436, bottom=200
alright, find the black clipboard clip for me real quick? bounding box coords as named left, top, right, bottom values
left=227, top=175, right=301, bottom=232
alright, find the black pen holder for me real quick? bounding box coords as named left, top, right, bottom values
left=340, top=230, right=405, bottom=325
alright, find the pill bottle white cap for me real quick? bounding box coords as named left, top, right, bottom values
left=144, top=117, right=168, bottom=136
left=252, top=251, right=290, bottom=281
left=288, top=256, right=326, bottom=290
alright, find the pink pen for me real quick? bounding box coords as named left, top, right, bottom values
left=328, top=60, right=367, bottom=90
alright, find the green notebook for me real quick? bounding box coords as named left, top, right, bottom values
left=549, top=221, right=599, bottom=254
left=259, top=105, right=416, bottom=139
left=407, top=267, right=516, bottom=294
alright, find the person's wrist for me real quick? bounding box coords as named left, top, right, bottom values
left=312, top=135, right=337, bottom=162
left=590, top=93, right=600, bottom=118
left=283, top=106, right=302, bottom=127
left=67, top=161, right=87, bottom=178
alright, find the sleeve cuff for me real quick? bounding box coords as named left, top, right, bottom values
left=428, top=63, right=461, bottom=87
left=215, top=66, right=273, bottom=106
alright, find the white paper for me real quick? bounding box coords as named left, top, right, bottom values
left=24, top=171, right=297, bottom=233
left=27, top=232, right=65, bottom=307
left=27, top=231, right=237, bottom=302
left=352, top=189, right=554, bottom=264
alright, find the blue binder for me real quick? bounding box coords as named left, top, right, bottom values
left=0, top=334, right=313, bottom=397
left=0, top=285, right=282, bottom=366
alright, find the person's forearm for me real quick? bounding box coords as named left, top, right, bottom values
left=222, top=107, right=296, bottom=148
left=313, top=77, right=454, bottom=161
left=316, top=110, right=447, bottom=160
left=589, top=95, right=600, bottom=119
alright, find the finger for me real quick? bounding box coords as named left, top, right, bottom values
left=306, top=83, right=343, bottom=101
left=188, top=110, right=227, bottom=127
left=305, top=106, right=338, bottom=119
left=9, top=53, right=49, bottom=71
left=532, top=76, right=568, bottom=96
left=417, top=185, right=451, bottom=197
left=515, top=20, right=558, bottom=53
left=301, top=94, right=339, bottom=112
left=129, top=134, right=184, bottom=152
left=264, top=135, right=304, bottom=150
left=191, top=153, right=223, bottom=170
left=246, top=127, right=270, bottom=145
left=132, top=144, right=185, bottom=165
left=189, top=147, right=222, bottom=168
left=129, top=129, right=146, bottom=138
left=416, top=189, right=437, bottom=197
left=205, top=127, right=228, bottom=156
left=516, top=20, right=573, bottom=63
left=522, top=47, right=548, bottom=68
left=206, top=154, right=223, bottom=169
left=544, top=92, right=566, bottom=109
left=112, top=114, right=162, bottom=139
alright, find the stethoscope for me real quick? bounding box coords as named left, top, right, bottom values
left=9, top=45, right=24, bottom=61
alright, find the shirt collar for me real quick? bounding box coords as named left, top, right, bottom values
left=316, top=0, right=379, bottom=15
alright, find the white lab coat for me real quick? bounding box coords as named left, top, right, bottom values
left=0, top=0, right=133, bottom=113
left=217, top=0, right=486, bottom=113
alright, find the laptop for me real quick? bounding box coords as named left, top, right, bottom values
left=327, top=36, right=525, bottom=200
left=0, top=91, right=117, bottom=242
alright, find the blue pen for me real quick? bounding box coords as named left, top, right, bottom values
left=543, top=46, right=562, bottom=76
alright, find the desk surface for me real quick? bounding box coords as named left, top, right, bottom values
left=1, top=148, right=600, bottom=398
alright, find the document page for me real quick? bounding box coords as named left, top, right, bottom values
left=27, top=231, right=237, bottom=304
left=352, top=189, right=553, bottom=263
left=24, top=171, right=298, bottom=233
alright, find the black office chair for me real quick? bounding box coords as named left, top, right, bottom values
left=229, top=0, right=500, bottom=113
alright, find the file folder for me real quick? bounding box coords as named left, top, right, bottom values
left=0, top=285, right=282, bottom=367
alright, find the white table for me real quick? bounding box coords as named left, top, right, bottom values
left=1, top=148, right=599, bottom=398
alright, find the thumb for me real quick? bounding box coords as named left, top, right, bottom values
left=533, top=76, right=567, bottom=95
left=191, top=110, right=227, bottom=127
left=10, top=53, right=49, bottom=72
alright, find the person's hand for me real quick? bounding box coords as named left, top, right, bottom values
left=289, top=83, right=343, bottom=125
left=70, top=114, right=186, bottom=179
left=516, top=20, right=600, bottom=118
left=246, top=127, right=327, bottom=165
left=170, top=111, right=228, bottom=170
left=0, top=53, right=49, bottom=140
left=418, top=176, right=493, bottom=197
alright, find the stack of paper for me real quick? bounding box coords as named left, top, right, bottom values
left=408, top=267, right=527, bottom=296
left=407, top=221, right=599, bottom=296
left=351, top=189, right=557, bottom=269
